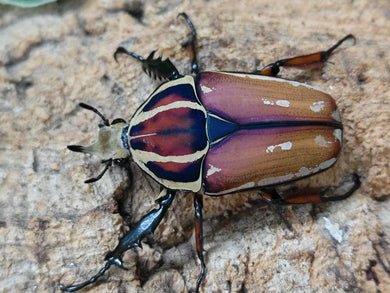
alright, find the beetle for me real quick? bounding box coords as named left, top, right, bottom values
left=59, top=13, right=360, bottom=292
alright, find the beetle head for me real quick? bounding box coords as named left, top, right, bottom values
left=68, top=103, right=130, bottom=183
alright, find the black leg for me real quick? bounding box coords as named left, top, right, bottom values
left=194, top=194, right=206, bottom=293
left=260, top=173, right=360, bottom=204
left=178, top=13, right=199, bottom=74
left=114, top=47, right=182, bottom=81
left=255, top=34, right=356, bottom=76
left=59, top=189, right=176, bottom=292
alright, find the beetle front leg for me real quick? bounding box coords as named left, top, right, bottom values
left=193, top=194, right=206, bottom=293
left=59, top=189, right=175, bottom=292
left=114, top=47, right=182, bottom=81
left=255, top=34, right=356, bottom=76
left=260, top=173, right=360, bottom=204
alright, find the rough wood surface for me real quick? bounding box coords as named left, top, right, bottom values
left=0, top=0, right=389, bottom=292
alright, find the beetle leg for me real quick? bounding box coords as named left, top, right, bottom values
left=178, top=13, right=199, bottom=74
left=59, top=189, right=175, bottom=292
left=255, top=34, right=356, bottom=76
left=83, top=159, right=113, bottom=183
left=114, top=47, right=182, bottom=81
left=193, top=193, right=206, bottom=293
left=260, top=173, right=360, bottom=204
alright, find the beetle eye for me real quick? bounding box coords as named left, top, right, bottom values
left=112, top=118, right=127, bottom=125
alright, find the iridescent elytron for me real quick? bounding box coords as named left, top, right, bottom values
left=60, top=13, right=360, bottom=293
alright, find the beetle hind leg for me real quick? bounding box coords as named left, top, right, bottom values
left=260, top=173, right=360, bottom=204
left=255, top=34, right=356, bottom=76
left=319, top=173, right=360, bottom=202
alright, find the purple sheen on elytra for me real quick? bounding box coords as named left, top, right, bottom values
left=203, top=125, right=341, bottom=195
left=196, top=72, right=339, bottom=125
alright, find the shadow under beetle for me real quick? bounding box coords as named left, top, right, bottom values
left=60, top=13, right=360, bottom=292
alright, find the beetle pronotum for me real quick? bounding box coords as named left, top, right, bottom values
left=60, top=13, right=360, bottom=292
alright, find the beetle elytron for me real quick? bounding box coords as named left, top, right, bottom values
left=60, top=13, right=360, bottom=292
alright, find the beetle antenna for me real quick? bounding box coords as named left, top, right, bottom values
left=84, top=159, right=113, bottom=183
left=79, top=103, right=110, bottom=126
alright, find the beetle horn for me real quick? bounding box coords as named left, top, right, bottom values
left=67, top=142, right=114, bottom=183
left=67, top=103, right=130, bottom=183
left=67, top=145, right=85, bottom=153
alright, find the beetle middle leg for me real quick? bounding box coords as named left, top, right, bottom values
left=193, top=193, right=206, bottom=293
left=260, top=173, right=360, bottom=205
left=178, top=12, right=199, bottom=74
left=59, top=189, right=175, bottom=292
left=255, top=34, right=356, bottom=76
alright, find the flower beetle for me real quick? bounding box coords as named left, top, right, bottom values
left=60, top=13, right=360, bottom=293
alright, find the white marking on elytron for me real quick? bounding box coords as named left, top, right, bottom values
left=257, top=158, right=337, bottom=187
left=130, top=101, right=206, bottom=126
left=333, top=129, right=342, bottom=142
left=266, top=141, right=292, bottom=153
left=205, top=181, right=256, bottom=196
left=297, top=158, right=337, bottom=177
left=218, top=72, right=330, bottom=94
left=262, top=98, right=290, bottom=108
left=331, top=110, right=342, bottom=122
left=206, top=164, right=222, bottom=178
left=276, top=100, right=290, bottom=107
left=315, top=135, right=332, bottom=148
left=257, top=173, right=294, bottom=186
left=323, top=217, right=343, bottom=243
left=132, top=147, right=208, bottom=164
left=206, top=157, right=338, bottom=195
left=310, top=101, right=325, bottom=112
left=262, top=98, right=274, bottom=105
left=200, top=84, right=214, bottom=94
left=257, top=173, right=296, bottom=187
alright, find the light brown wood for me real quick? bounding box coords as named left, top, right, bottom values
left=0, top=1, right=389, bottom=292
